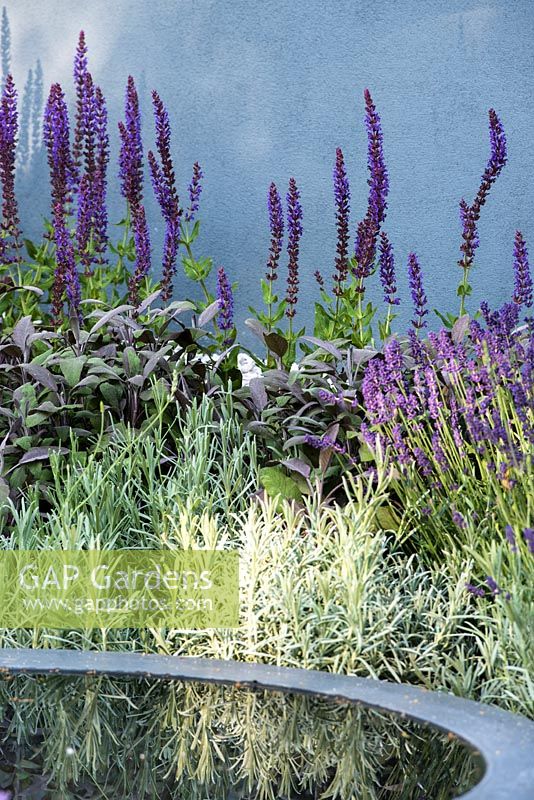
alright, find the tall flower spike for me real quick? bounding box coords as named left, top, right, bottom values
left=266, top=182, right=284, bottom=282
left=285, top=177, right=303, bottom=318
left=72, top=31, right=87, bottom=182
left=458, top=109, right=507, bottom=271
left=119, top=75, right=151, bottom=305
left=151, top=90, right=179, bottom=215
left=513, top=231, right=533, bottom=308
left=353, top=90, right=389, bottom=285
left=0, top=73, right=21, bottom=261
left=92, top=85, right=109, bottom=261
left=185, top=161, right=203, bottom=222
left=43, top=83, right=74, bottom=214
left=53, top=202, right=81, bottom=322
left=378, top=231, right=399, bottom=305
left=216, top=266, right=235, bottom=344
left=333, top=147, right=350, bottom=294
left=127, top=204, right=151, bottom=307
left=118, top=76, right=143, bottom=210
left=408, top=252, right=428, bottom=329
left=149, top=91, right=181, bottom=301
left=364, top=88, right=388, bottom=228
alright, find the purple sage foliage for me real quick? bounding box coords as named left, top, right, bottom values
left=407, top=252, right=428, bottom=329
left=513, top=231, right=533, bottom=308
left=333, top=147, right=350, bottom=295
left=285, top=176, right=303, bottom=319
left=216, top=266, right=234, bottom=344
left=0, top=73, right=21, bottom=261
left=148, top=90, right=182, bottom=301
left=266, top=182, right=284, bottom=283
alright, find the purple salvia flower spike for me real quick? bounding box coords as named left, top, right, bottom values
left=353, top=90, right=389, bottom=286
left=0, top=73, right=21, bottom=261
left=119, top=75, right=151, bottom=307
left=72, top=30, right=87, bottom=179
left=266, top=182, right=284, bottom=283
left=458, top=109, right=507, bottom=271
left=378, top=231, right=399, bottom=306
left=149, top=91, right=181, bottom=301
left=285, top=176, right=303, bottom=319
left=53, top=202, right=81, bottom=321
left=333, top=147, right=350, bottom=295
left=216, top=266, right=235, bottom=344
left=92, top=85, right=109, bottom=262
left=513, top=231, right=533, bottom=308
left=185, top=161, right=203, bottom=222
left=43, top=82, right=74, bottom=215
left=408, top=252, right=428, bottom=330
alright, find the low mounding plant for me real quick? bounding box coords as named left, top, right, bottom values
left=0, top=295, right=242, bottom=503
left=360, top=304, right=533, bottom=557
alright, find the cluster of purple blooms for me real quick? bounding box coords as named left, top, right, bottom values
left=0, top=31, right=208, bottom=321
left=360, top=300, right=533, bottom=478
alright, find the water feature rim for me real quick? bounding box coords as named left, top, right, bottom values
left=0, top=647, right=532, bottom=799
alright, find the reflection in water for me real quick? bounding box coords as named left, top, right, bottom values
left=0, top=675, right=483, bottom=799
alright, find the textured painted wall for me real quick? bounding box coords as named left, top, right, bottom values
left=9, top=0, right=534, bottom=343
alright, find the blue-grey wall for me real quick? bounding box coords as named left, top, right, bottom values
left=9, top=0, right=534, bottom=343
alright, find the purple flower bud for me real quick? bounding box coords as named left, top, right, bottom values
left=485, top=575, right=502, bottom=596
left=505, top=525, right=518, bottom=553
left=523, top=528, right=534, bottom=555
left=314, top=269, right=324, bottom=287
left=451, top=509, right=466, bottom=529
left=465, top=583, right=485, bottom=598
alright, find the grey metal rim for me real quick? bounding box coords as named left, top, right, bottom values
left=0, top=648, right=532, bottom=799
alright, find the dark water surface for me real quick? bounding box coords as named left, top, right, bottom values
left=8, top=0, right=534, bottom=344
left=0, top=676, right=483, bottom=798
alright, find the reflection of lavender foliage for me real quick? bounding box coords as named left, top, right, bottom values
left=1, top=7, right=10, bottom=91
left=17, top=68, right=33, bottom=168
